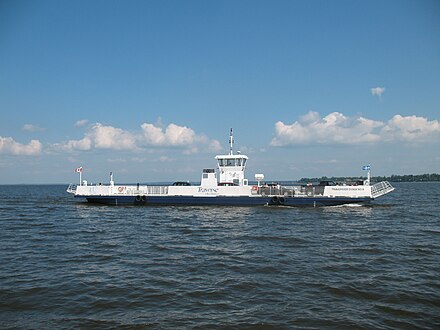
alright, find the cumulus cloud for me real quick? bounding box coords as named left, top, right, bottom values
left=61, top=137, right=92, bottom=151
left=22, top=124, right=44, bottom=132
left=139, top=123, right=197, bottom=146
left=382, top=115, right=440, bottom=142
left=271, top=111, right=440, bottom=146
left=371, top=86, right=385, bottom=98
left=299, top=111, right=321, bottom=124
left=139, top=123, right=222, bottom=153
left=56, top=122, right=221, bottom=154
left=0, top=136, right=42, bottom=155
left=271, top=111, right=382, bottom=146
left=91, top=123, right=137, bottom=150
left=53, top=123, right=136, bottom=152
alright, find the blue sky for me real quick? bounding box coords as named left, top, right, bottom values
left=1, top=0, right=439, bottom=184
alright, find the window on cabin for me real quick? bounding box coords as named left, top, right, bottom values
left=203, top=173, right=208, bottom=179
left=218, top=158, right=246, bottom=167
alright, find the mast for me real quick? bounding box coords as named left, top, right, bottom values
left=367, top=166, right=371, bottom=186
left=229, top=128, right=234, bottom=155
left=363, top=164, right=371, bottom=186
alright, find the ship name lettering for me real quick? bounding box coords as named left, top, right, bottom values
left=331, top=187, right=364, bottom=191
left=198, top=188, right=218, bottom=193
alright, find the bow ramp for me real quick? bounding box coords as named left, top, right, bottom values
left=371, top=181, right=395, bottom=198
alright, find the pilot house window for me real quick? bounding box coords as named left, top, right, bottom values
left=218, top=158, right=247, bottom=167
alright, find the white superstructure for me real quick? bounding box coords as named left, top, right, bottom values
left=215, top=128, right=249, bottom=186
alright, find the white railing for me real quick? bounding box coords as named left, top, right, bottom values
left=121, top=186, right=169, bottom=196
left=371, top=181, right=395, bottom=198
left=146, top=186, right=168, bottom=195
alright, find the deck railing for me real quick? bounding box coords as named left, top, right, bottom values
left=257, top=186, right=296, bottom=197
left=124, top=186, right=169, bottom=196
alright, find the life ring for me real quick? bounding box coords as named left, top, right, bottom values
left=252, top=186, right=258, bottom=191
left=118, top=186, right=125, bottom=193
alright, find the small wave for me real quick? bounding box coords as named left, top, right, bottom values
left=421, top=228, right=440, bottom=235
left=328, top=203, right=365, bottom=208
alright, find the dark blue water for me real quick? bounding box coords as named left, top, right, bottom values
left=1, top=183, right=439, bottom=329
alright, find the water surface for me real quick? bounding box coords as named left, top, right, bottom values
left=0, top=183, right=439, bottom=328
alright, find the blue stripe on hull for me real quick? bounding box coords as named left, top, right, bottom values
left=82, top=195, right=271, bottom=206
left=283, top=197, right=372, bottom=207
left=77, top=195, right=372, bottom=207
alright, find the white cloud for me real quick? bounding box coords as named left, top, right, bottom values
left=63, top=137, right=92, bottom=151
left=75, top=119, right=89, bottom=127
left=55, top=122, right=221, bottom=154
left=22, top=124, right=44, bottom=132
left=90, top=123, right=137, bottom=150
left=271, top=111, right=440, bottom=146
left=139, top=123, right=165, bottom=145
left=371, top=86, right=385, bottom=97
left=299, top=111, right=320, bottom=124
left=382, top=115, right=440, bottom=142
left=54, top=124, right=136, bottom=152
left=138, top=122, right=222, bottom=153
left=0, top=136, right=42, bottom=155
left=271, top=111, right=382, bottom=146
left=139, top=123, right=197, bottom=146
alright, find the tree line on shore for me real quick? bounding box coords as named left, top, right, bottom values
left=298, top=173, right=440, bottom=183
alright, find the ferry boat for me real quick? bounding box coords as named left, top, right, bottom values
left=67, top=129, right=394, bottom=207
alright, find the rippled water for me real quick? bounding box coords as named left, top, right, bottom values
left=0, top=183, right=439, bottom=329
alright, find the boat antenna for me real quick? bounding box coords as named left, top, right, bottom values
left=229, top=128, right=234, bottom=155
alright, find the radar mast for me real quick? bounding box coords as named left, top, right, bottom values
left=229, top=128, right=234, bottom=155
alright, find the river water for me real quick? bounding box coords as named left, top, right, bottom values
left=0, top=183, right=439, bottom=329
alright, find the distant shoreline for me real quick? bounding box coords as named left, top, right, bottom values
left=298, top=173, right=440, bottom=183
left=1, top=174, right=440, bottom=185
